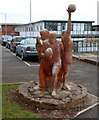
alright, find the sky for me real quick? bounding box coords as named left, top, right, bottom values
left=0, top=0, right=98, bottom=25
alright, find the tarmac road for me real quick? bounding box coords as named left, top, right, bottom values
left=2, top=45, right=98, bottom=119
left=2, top=45, right=39, bottom=84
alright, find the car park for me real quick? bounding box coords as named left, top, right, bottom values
left=16, top=38, right=38, bottom=60
left=1, top=35, right=12, bottom=46
left=10, top=36, right=26, bottom=53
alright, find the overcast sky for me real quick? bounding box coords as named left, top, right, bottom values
left=0, top=0, right=98, bottom=24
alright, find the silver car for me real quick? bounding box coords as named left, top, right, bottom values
left=16, top=38, right=38, bottom=60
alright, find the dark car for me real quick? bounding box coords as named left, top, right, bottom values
left=16, top=38, right=38, bottom=60
left=10, top=36, right=26, bottom=53
left=1, top=35, right=12, bottom=46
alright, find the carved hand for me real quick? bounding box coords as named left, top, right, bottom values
left=66, top=9, right=72, bottom=16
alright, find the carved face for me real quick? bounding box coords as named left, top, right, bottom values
left=49, top=33, right=56, bottom=43
left=40, top=30, right=49, bottom=40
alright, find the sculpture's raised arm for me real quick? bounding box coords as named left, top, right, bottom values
left=65, top=9, right=72, bottom=37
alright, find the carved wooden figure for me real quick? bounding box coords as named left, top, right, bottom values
left=35, top=4, right=76, bottom=96
left=36, top=32, right=63, bottom=96
left=61, top=10, right=73, bottom=90
left=48, top=33, right=64, bottom=96
left=61, top=5, right=76, bottom=90
left=35, top=30, right=50, bottom=90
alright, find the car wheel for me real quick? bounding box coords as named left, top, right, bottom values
left=21, top=52, right=26, bottom=61
left=10, top=46, right=12, bottom=51
left=6, top=44, right=8, bottom=48
left=2, top=43, right=4, bottom=46
left=13, top=48, right=16, bottom=53
left=16, top=50, right=19, bottom=56
left=8, top=45, right=10, bottom=49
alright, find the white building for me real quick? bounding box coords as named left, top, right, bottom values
left=15, top=21, right=45, bottom=37
left=14, top=20, right=99, bottom=52
left=14, top=20, right=98, bottom=37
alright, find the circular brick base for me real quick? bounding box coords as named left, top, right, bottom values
left=18, top=81, right=88, bottom=110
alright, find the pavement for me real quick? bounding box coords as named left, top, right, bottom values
left=73, top=52, right=98, bottom=65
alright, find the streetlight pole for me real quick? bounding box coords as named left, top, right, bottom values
left=0, top=13, right=7, bottom=35
left=5, top=14, right=7, bottom=35
left=30, top=0, right=32, bottom=37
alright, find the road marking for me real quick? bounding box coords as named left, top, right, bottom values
left=22, top=61, right=40, bottom=67
left=72, top=93, right=99, bottom=119
left=23, top=61, right=31, bottom=66
left=16, top=56, right=22, bottom=61
left=72, top=102, right=99, bottom=119
left=30, top=64, right=40, bottom=66
left=2, top=46, right=40, bottom=67
left=11, top=52, right=16, bottom=56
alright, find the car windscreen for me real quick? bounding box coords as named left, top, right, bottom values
left=15, top=37, right=25, bottom=42
left=2, top=35, right=12, bottom=40
left=25, top=39, right=36, bottom=45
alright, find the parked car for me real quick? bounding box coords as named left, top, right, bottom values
left=10, top=36, right=26, bottom=53
left=16, top=38, right=38, bottom=60
left=1, top=35, right=12, bottom=46
left=0, top=37, right=2, bottom=44
left=6, top=37, right=13, bottom=49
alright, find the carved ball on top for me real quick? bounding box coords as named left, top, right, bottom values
left=68, top=4, right=76, bottom=12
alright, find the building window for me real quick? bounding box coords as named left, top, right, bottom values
left=26, top=27, right=28, bottom=31
left=65, top=22, right=73, bottom=31
left=31, top=27, right=33, bottom=31
left=61, top=23, right=66, bottom=31
left=23, top=28, right=25, bottom=31
left=28, top=27, right=30, bottom=31
left=72, top=23, right=82, bottom=33
left=25, top=27, right=26, bottom=32
left=40, top=26, right=43, bottom=30
left=71, top=24, right=73, bottom=31
left=37, top=26, right=39, bottom=31
left=57, top=25, right=61, bottom=31
left=84, top=23, right=91, bottom=31
left=45, top=22, right=57, bottom=31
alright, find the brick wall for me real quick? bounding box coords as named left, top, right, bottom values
left=1, top=25, right=19, bottom=36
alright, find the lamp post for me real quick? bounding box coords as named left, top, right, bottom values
left=30, top=0, right=32, bottom=37
left=0, top=13, right=7, bottom=35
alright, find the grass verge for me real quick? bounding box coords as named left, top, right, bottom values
left=2, top=83, right=41, bottom=119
